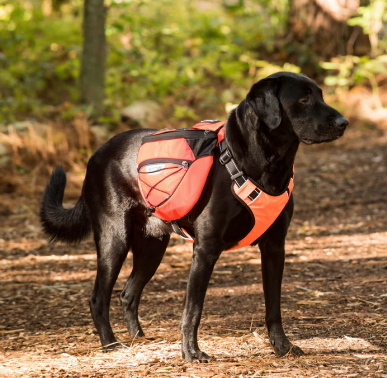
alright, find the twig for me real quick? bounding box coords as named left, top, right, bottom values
left=295, top=286, right=312, bottom=292
left=96, top=341, right=121, bottom=350
left=358, top=299, right=379, bottom=307
left=249, top=315, right=255, bottom=332
left=128, top=330, right=140, bottom=350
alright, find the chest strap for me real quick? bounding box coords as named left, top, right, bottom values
left=171, top=140, right=293, bottom=246
left=219, top=141, right=261, bottom=202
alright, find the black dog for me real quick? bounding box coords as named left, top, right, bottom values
left=40, top=72, right=347, bottom=361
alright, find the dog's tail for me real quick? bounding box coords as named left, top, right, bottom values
left=39, top=167, right=91, bottom=243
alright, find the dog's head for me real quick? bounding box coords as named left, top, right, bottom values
left=245, top=72, right=348, bottom=145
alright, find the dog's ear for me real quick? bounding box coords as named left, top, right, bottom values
left=246, top=78, right=281, bottom=129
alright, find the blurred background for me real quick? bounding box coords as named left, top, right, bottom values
left=0, top=0, right=387, bottom=174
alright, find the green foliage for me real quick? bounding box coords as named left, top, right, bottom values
left=0, top=0, right=292, bottom=123
left=104, top=0, right=291, bottom=117
left=0, top=1, right=82, bottom=121
left=7, top=0, right=387, bottom=124
left=348, top=0, right=387, bottom=57
left=347, top=0, right=387, bottom=36
left=173, top=105, right=197, bottom=120
left=322, top=56, right=387, bottom=86
left=322, top=1, right=387, bottom=101
left=321, top=55, right=387, bottom=105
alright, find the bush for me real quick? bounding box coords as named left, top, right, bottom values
left=0, top=0, right=293, bottom=123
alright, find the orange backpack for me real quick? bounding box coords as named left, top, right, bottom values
left=137, top=120, right=294, bottom=249
left=137, top=121, right=226, bottom=221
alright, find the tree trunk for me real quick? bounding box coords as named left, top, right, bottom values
left=288, top=0, right=370, bottom=58
left=80, top=0, right=106, bottom=116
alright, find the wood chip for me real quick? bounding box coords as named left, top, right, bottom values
left=296, top=300, right=329, bottom=305
left=0, top=328, right=24, bottom=334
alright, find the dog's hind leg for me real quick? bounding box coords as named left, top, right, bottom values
left=120, top=227, right=170, bottom=337
left=89, top=222, right=132, bottom=349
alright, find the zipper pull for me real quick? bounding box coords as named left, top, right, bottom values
left=182, top=161, right=189, bottom=168
left=204, top=130, right=212, bottom=136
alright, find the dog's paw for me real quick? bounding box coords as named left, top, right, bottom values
left=183, top=350, right=212, bottom=362
left=268, top=324, right=304, bottom=357
left=289, top=345, right=304, bottom=357
left=271, top=340, right=304, bottom=358
left=270, top=339, right=290, bottom=357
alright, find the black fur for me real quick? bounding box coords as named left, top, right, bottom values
left=40, top=167, right=91, bottom=243
left=40, top=72, right=348, bottom=361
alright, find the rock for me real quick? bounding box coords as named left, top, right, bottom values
left=0, top=121, right=30, bottom=134
left=90, top=125, right=111, bottom=143
left=120, top=100, right=162, bottom=127
left=0, top=121, right=48, bottom=136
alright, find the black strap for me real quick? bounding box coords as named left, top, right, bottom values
left=219, top=140, right=261, bottom=201
left=171, top=221, right=192, bottom=239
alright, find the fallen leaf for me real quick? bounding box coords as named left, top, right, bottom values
left=155, top=366, right=174, bottom=372
left=353, top=354, right=383, bottom=359
left=296, top=300, right=328, bottom=306
left=213, top=270, right=232, bottom=275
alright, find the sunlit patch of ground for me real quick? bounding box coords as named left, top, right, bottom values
left=1, top=334, right=386, bottom=377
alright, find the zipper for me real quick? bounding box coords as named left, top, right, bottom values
left=138, top=158, right=193, bottom=171
left=142, top=129, right=217, bottom=144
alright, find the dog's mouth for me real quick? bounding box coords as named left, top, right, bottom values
left=301, top=134, right=341, bottom=145
left=300, top=137, right=315, bottom=145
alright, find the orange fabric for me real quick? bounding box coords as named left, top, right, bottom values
left=137, top=139, right=195, bottom=166
left=227, top=177, right=294, bottom=250
left=138, top=162, right=189, bottom=210
left=178, top=176, right=294, bottom=248
left=137, top=121, right=221, bottom=221
left=150, top=156, right=213, bottom=221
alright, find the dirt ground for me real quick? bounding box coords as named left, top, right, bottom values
left=1, top=126, right=387, bottom=377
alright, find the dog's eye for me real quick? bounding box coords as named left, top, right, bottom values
left=299, top=96, right=309, bottom=104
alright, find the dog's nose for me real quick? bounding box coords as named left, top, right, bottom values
left=334, top=116, right=348, bottom=129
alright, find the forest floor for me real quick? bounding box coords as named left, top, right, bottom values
left=1, top=126, right=387, bottom=377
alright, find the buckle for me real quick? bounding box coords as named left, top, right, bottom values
left=146, top=207, right=155, bottom=217
left=231, top=171, right=244, bottom=180
left=219, top=149, right=232, bottom=165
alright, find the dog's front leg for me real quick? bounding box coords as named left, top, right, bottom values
left=181, top=242, right=221, bottom=362
left=259, top=204, right=304, bottom=357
